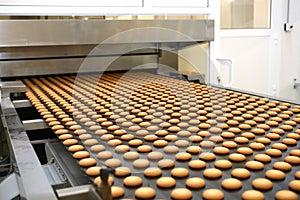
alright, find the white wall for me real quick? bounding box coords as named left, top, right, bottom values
left=217, top=0, right=300, bottom=103
left=278, top=0, right=300, bottom=102
left=219, top=36, right=270, bottom=94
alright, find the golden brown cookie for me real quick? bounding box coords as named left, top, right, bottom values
left=273, top=161, right=292, bottom=171
left=214, top=160, right=232, bottom=169
left=175, top=152, right=192, bottom=161
left=254, top=154, right=271, bottom=163
left=222, top=178, right=242, bottom=190
left=228, top=154, right=245, bottom=163
left=285, top=156, right=300, bottom=165
left=148, top=152, right=164, bottom=160
left=246, top=161, right=264, bottom=170
left=185, top=177, right=206, bottom=189
left=199, top=152, right=216, bottom=161
left=156, top=177, right=176, bottom=188
left=242, top=190, right=264, bottom=200
left=73, top=151, right=90, bottom=159
left=252, top=178, right=272, bottom=190
left=137, top=145, right=152, bottom=153
left=171, top=188, right=192, bottom=200
left=202, top=189, right=224, bottom=200
left=203, top=168, right=222, bottom=179
left=79, top=158, right=97, bottom=167
left=105, top=158, right=122, bottom=168
left=86, top=166, right=101, bottom=176
left=111, top=186, right=125, bottom=199
left=188, top=160, right=206, bottom=170
left=158, top=159, right=175, bottom=169
left=123, top=176, right=143, bottom=187
left=289, top=180, right=300, bottom=192
left=171, top=167, right=189, bottom=178
left=133, top=159, right=150, bottom=168
left=96, top=151, right=113, bottom=160
left=114, top=166, right=131, bottom=177
left=135, top=187, right=156, bottom=199
left=265, top=169, right=285, bottom=180
left=142, top=166, right=162, bottom=178
left=231, top=168, right=250, bottom=179
left=275, top=190, right=298, bottom=200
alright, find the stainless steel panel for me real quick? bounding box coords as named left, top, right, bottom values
left=0, top=54, right=158, bottom=77
left=22, top=119, right=49, bottom=130
left=57, top=185, right=102, bottom=200
left=13, top=99, right=32, bottom=108
left=0, top=81, right=57, bottom=200
left=0, top=20, right=214, bottom=47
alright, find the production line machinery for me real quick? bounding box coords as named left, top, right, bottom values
left=0, top=19, right=300, bottom=200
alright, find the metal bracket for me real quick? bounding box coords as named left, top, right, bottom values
left=0, top=81, right=26, bottom=99
left=293, top=78, right=300, bottom=88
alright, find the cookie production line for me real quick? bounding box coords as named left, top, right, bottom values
left=0, top=19, right=300, bottom=200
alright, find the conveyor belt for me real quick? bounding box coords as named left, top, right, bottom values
left=23, top=72, right=300, bottom=200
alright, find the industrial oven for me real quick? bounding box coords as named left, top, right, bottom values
left=0, top=19, right=300, bottom=200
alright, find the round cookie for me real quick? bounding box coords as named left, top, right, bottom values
left=137, top=145, right=152, bottom=153
left=273, top=162, right=292, bottom=171
left=265, top=169, right=285, bottom=180
left=199, top=152, right=216, bottom=161
left=115, top=145, right=130, bottom=153
left=186, top=146, right=201, bottom=154
left=114, top=166, right=131, bottom=177
left=214, top=160, right=232, bottom=169
left=68, top=145, right=84, bottom=152
left=123, top=152, right=139, bottom=160
left=242, top=190, right=264, bottom=200
left=123, top=176, right=143, bottom=187
left=58, top=134, right=73, bottom=140
left=285, top=156, right=300, bottom=165
left=153, top=140, right=168, bottom=148
left=97, top=151, right=113, bottom=160
left=289, top=180, right=300, bottom=192
left=73, top=151, right=90, bottom=159
left=296, top=171, right=300, bottom=179
left=164, top=146, right=179, bottom=154
left=175, top=152, right=192, bottom=161
left=254, top=154, right=271, bottom=163
left=79, top=158, right=97, bottom=167
left=111, top=186, right=125, bottom=199
left=222, top=178, right=242, bottom=190
left=252, top=178, right=273, bottom=190
left=171, top=188, right=192, bottom=200
left=231, top=168, right=250, bottom=179
left=135, top=187, right=156, bottom=199
left=185, top=177, right=206, bottom=189
left=229, top=153, right=246, bottom=162
left=86, top=166, right=101, bottom=176
left=203, top=168, right=222, bottom=179
left=133, top=159, right=150, bottom=168
left=202, top=189, right=224, bottom=200
left=84, top=139, right=99, bottom=146
left=213, top=147, right=230, bottom=155
left=105, top=158, right=122, bottom=168
left=246, top=161, right=264, bottom=170
left=237, top=147, right=253, bottom=155
left=275, top=190, right=298, bottom=200
left=144, top=167, right=162, bottom=178
left=188, top=160, right=206, bottom=170
left=148, top=152, right=164, bottom=160
left=266, top=149, right=282, bottom=157
left=158, top=159, right=175, bottom=169
left=156, top=177, right=176, bottom=188
left=171, top=168, right=189, bottom=178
